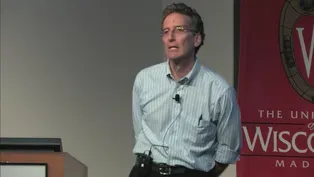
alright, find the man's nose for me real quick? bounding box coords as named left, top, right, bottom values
left=167, top=31, right=175, bottom=41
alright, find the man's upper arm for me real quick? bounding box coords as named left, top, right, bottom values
left=132, top=74, right=143, bottom=140
left=214, top=87, right=242, bottom=164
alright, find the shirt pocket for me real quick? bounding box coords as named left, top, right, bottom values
left=180, top=110, right=217, bottom=146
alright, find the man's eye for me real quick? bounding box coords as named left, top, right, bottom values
left=176, top=27, right=185, bottom=31
left=163, top=30, right=169, bottom=34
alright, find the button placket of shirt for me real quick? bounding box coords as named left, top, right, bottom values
left=173, top=83, right=183, bottom=116
left=163, top=81, right=181, bottom=160
left=172, top=84, right=186, bottom=133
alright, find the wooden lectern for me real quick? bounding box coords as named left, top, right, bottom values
left=0, top=152, right=87, bottom=177
left=0, top=137, right=87, bottom=177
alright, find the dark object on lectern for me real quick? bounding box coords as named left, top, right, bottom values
left=0, top=137, right=63, bottom=152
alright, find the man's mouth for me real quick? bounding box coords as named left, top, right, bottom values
left=168, top=46, right=178, bottom=50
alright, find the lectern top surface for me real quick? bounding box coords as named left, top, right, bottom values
left=0, top=137, right=63, bottom=152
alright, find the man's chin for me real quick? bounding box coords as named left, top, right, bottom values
left=167, top=55, right=182, bottom=61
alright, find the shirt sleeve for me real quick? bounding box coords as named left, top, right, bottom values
left=132, top=74, right=143, bottom=141
left=214, top=87, right=242, bottom=164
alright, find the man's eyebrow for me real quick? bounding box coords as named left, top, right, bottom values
left=162, top=25, right=188, bottom=29
left=175, top=25, right=188, bottom=27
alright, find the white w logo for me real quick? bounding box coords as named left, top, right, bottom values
left=296, top=26, right=314, bottom=79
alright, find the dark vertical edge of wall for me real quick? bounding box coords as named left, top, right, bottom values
left=233, top=0, right=240, bottom=91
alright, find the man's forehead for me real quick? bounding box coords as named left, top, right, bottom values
left=162, top=13, right=192, bottom=28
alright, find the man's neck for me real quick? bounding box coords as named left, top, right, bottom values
left=169, top=56, right=195, bottom=81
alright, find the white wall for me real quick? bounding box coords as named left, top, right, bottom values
left=1, top=1, right=162, bottom=177
left=1, top=0, right=236, bottom=177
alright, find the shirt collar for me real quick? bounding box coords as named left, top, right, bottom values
left=166, top=57, right=201, bottom=84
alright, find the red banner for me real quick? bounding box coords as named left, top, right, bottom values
left=236, top=0, right=314, bottom=177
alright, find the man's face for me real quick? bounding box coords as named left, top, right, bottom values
left=162, top=13, right=200, bottom=61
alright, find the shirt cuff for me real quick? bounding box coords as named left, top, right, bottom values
left=214, top=145, right=240, bottom=164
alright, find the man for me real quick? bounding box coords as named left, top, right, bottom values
left=130, top=2, right=242, bottom=177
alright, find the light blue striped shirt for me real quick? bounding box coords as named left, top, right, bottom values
left=132, top=59, right=242, bottom=172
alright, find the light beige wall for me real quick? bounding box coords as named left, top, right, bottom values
left=1, top=1, right=162, bottom=177
left=1, top=0, right=236, bottom=177
left=161, top=1, right=236, bottom=177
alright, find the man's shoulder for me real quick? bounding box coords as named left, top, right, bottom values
left=135, top=61, right=167, bottom=79
left=200, top=65, right=231, bottom=87
left=200, top=65, right=233, bottom=93
left=133, top=61, right=167, bottom=87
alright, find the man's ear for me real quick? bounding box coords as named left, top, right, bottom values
left=194, top=33, right=202, bottom=47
